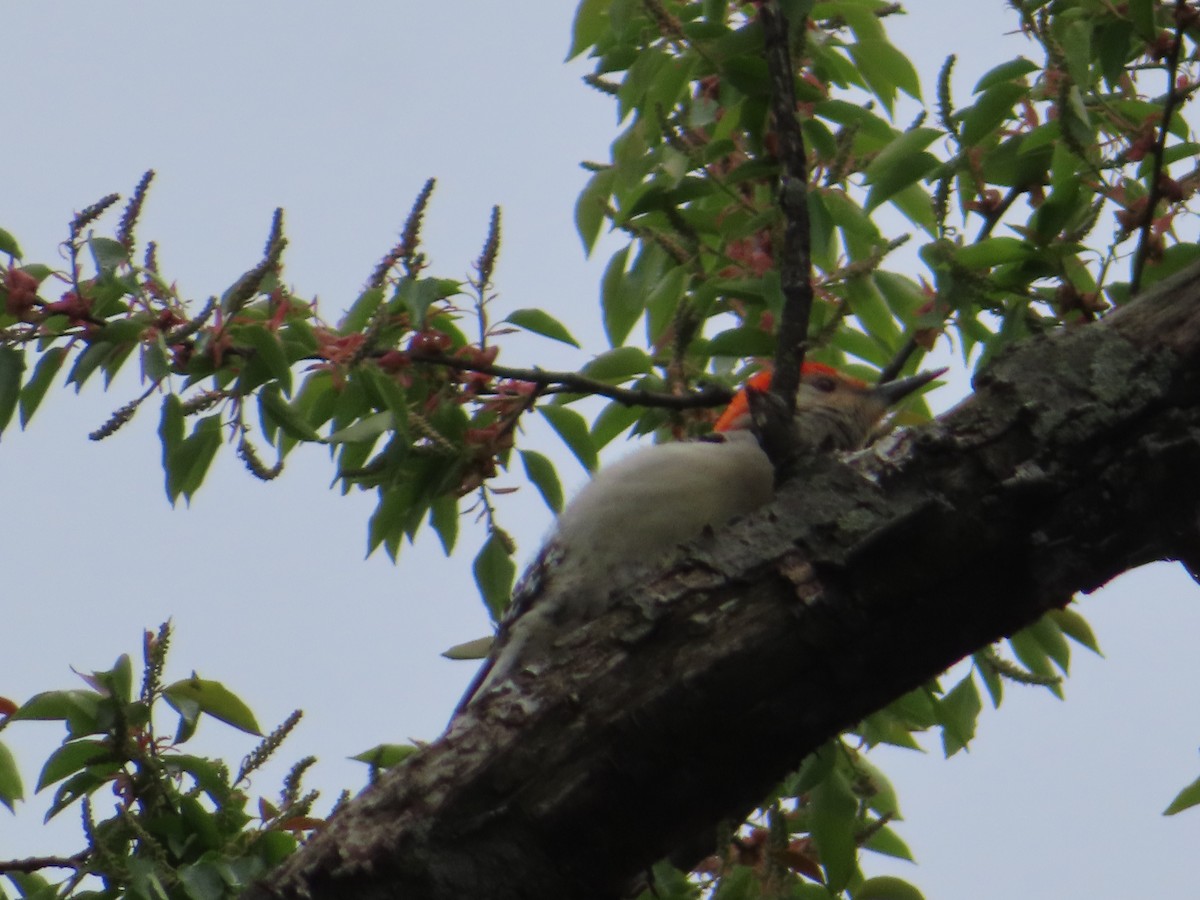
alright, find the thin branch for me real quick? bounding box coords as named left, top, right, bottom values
left=758, top=1, right=814, bottom=471
left=405, top=350, right=733, bottom=410
left=1131, top=0, right=1189, bottom=295
left=975, top=186, right=1022, bottom=242
left=0, top=853, right=87, bottom=874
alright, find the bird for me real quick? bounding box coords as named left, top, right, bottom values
left=450, top=361, right=943, bottom=716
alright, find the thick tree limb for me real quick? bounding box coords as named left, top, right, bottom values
left=245, top=262, right=1200, bottom=900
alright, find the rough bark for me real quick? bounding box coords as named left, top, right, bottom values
left=244, top=262, right=1200, bottom=900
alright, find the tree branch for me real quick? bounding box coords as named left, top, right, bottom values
left=406, top=350, right=734, bottom=410
left=1132, top=0, right=1189, bottom=295
left=758, top=1, right=814, bottom=472
left=0, top=853, right=87, bottom=874
left=243, top=263, right=1200, bottom=900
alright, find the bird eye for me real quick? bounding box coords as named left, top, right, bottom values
left=811, top=375, right=837, bottom=393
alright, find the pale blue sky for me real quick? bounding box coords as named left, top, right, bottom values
left=3, top=4, right=1198, bottom=897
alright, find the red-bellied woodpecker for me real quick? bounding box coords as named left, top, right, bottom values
left=451, top=362, right=942, bottom=715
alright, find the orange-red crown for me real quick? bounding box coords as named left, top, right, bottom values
left=713, top=362, right=863, bottom=433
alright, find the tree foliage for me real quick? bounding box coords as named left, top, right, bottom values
left=2, top=0, right=1200, bottom=898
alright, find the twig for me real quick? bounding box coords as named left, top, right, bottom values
left=405, top=351, right=733, bottom=410
left=1131, top=0, right=1188, bottom=295
left=976, top=186, right=1022, bottom=241
left=0, top=852, right=87, bottom=874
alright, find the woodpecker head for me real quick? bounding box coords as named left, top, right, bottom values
left=713, top=361, right=943, bottom=451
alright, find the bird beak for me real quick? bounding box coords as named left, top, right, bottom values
left=869, top=367, right=948, bottom=406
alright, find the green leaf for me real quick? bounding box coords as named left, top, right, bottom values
left=859, top=708, right=921, bottom=750
left=340, top=286, right=385, bottom=334
left=0, top=345, right=26, bottom=435
left=857, top=875, right=926, bottom=900
left=939, top=674, right=982, bottom=756
left=441, top=635, right=493, bottom=660
left=850, top=38, right=922, bottom=115
left=955, top=237, right=1032, bottom=269
left=256, top=830, right=299, bottom=866
left=179, top=860, right=228, bottom=900
left=1129, top=0, right=1155, bottom=39
left=14, top=690, right=102, bottom=737
left=520, top=449, right=564, bottom=514
left=1057, top=14, right=1092, bottom=88
left=975, top=650, right=1004, bottom=708
left=66, top=340, right=114, bottom=391
left=504, top=308, right=581, bottom=348
left=473, top=532, right=517, bottom=620
left=239, top=325, right=293, bottom=395
left=576, top=168, right=616, bottom=254
left=1164, top=774, right=1200, bottom=816
left=821, top=187, right=883, bottom=243
left=568, top=0, right=609, bottom=59
left=395, top=277, right=461, bottom=329
left=645, top=268, right=690, bottom=344
left=95, top=653, right=134, bottom=704
left=960, top=81, right=1027, bottom=146
left=540, top=405, right=598, bottom=472
left=854, top=754, right=900, bottom=817
left=807, top=186, right=838, bottom=270
left=582, top=346, right=653, bottom=382
left=142, top=334, right=172, bottom=382
left=429, top=494, right=459, bottom=555
left=260, top=384, right=323, bottom=443
left=793, top=741, right=837, bottom=794
left=323, top=409, right=394, bottom=445
left=889, top=684, right=939, bottom=729
left=864, top=128, right=941, bottom=211
left=88, top=236, right=129, bottom=274
left=1027, top=613, right=1071, bottom=674
left=973, top=56, right=1039, bottom=92
left=0, top=226, right=23, bottom=258
left=18, top=347, right=68, bottom=428
left=1049, top=607, right=1101, bottom=655
left=707, top=326, right=777, bottom=358
left=888, top=180, right=936, bottom=234
left=0, top=741, right=23, bottom=811
left=1008, top=628, right=1060, bottom=692
left=170, top=415, right=222, bottom=502
left=164, top=754, right=231, bottom=801
left=811, top=768, right=859, bottom=892
left=590, top=399, right=643, bottom=449
left=601, top=245, right=642, bottom=346
left=351, top=743, right=420, bottom=770
left=46, top=768, right=117, bottom=822
left=163, top=677, right=262, bottom=735
left=36, top=740, right=110, bottom=791
left=863, top=825, right=915, bottom=862
left=710, top=865, right=757, bottom=900
left=848, top=276, right=901, bottom=350
left=159, top=394, right=185, bottom=501
left=1141, top=243, right=1200, bottom=290
left=368, top=484, right=419, bottom=559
